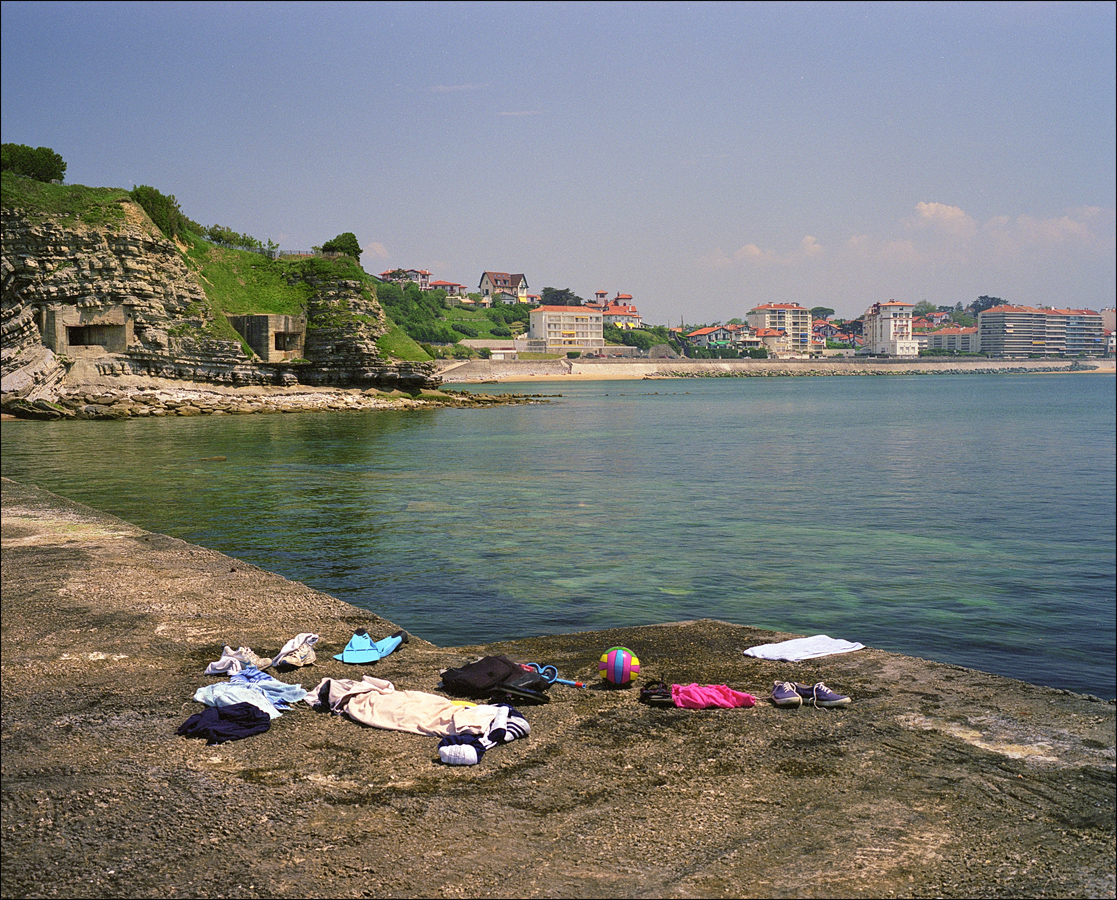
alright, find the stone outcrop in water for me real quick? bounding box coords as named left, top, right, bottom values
left=0, top=196, right=438, bottom=411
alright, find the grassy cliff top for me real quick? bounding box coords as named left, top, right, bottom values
left=2, top=173, right=432, bottom=362
left=1, top=171, right=131, bottom=228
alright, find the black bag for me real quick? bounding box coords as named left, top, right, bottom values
left=440, top=655, right=550, bottom=703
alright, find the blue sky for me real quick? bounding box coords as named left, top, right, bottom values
left=3, top=1, right=1114, bottom=324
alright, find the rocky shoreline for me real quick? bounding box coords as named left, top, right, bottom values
left=0, top=379, right=552, bottom=420
left=2, top=357, right=1111, bottom=420
left=2, top=476, right=1113, bottom=899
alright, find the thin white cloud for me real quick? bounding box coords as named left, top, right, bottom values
left=697, top=247, right=735, bottom=269
left=877, top=239, right=924, bottom=266
left=844, top=234, right=923, bottom=265
left=699, top=202, right=1113, bottom=316
left=800, top=235, right=823, bottom=257
left=851, top=202, right=1113, bottom=265
left=497, top=110, right=542, bottom=117
left=704, top=236, right=824, bottom=268
left=364, top=241, right=390, bottom=260
left=1012, top=214, right=1091, bottom=245
left=908, top=202, right=977, bottom=238
left=429, top=83, right=485, bottom=93
left=734, top=243, right=777, bottom=263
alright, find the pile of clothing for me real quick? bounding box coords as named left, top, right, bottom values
left=178, top=629, right=531, bottom=765
left=177, top=629, right=864, bottom=754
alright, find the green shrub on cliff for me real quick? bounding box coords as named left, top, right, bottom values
left=320, top=231, right=362, bottom=262
left=129, top=185, right=194, bottom=240
left=3, top=171, right=429, bottom=364
left=1, top=143, right=67, bottom=182
left=203, top=223, right=276, bottom=255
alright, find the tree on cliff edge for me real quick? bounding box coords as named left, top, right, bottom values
left=321, top=232, right=362, bottom=262
left=1, top=144, right=67, bottom=183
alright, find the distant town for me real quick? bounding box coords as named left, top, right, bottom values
left=376, top=267, right=1116, bottom=360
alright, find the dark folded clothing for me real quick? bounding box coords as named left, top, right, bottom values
left=176, top=701, right=271, bottom=744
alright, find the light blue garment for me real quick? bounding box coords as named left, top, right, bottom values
left=225, top=666, right=308, bottom=707
left=334, top=632, right=404, bottom=664
left=229, top=665, right=274, bottom=684
left=242, top=679, right=306, bottom=710
left=193, top=683, right=283, bottom=719
left=226, top=668, right=308, bottom=710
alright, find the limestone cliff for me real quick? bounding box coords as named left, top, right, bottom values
left=1, top=190, right=437, bottom=405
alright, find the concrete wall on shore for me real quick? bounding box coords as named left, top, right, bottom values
left=437, top=356, right=1114, bottom=382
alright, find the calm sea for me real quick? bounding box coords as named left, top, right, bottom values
left=3, top=373, right=1114, bottom=697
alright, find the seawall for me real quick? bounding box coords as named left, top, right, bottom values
left=1, top=476, right=1113, bottom=898
left=437, top=355, right=1116, bottom=383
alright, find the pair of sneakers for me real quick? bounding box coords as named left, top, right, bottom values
left=771, top=681, right=850, bottom=708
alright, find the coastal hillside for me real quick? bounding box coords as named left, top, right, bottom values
left=0, top=173, right=437, bottom=407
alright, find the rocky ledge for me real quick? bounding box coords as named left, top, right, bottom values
left=0, top=381, right=551, bottom=420
left=1, top=477, right=1113, bottom=899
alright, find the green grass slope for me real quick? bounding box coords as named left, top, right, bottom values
left=1, top=173, right=432, bottom=362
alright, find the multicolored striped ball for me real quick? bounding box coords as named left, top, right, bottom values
left=599, top=646, right=640, bottom=685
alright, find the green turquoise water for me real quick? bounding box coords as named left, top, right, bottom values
left=3, top=373, right=1113, bottom=696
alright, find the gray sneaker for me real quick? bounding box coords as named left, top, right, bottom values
left=226, top=645, right=273, bottom=669
left=795, top=682, right=851, bottom=708
left=771, top=681, right=803, bottom=708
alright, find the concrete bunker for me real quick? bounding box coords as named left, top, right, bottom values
left=38, top=304, right=133, bottom=354
left=228, top=314, right=307, bottom=362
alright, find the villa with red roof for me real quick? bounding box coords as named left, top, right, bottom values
left=429, top=280, right=467, bottom=298
left=685, top=323, right=764, bottom=353
left=378, top=268, right=431, bottom=290
left=603, top=295, right=642, bottom=330
left=586, top=291, right=644, bottom=329
left=478, top=271, right=529, bottom=304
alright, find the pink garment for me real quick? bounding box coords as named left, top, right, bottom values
left=671, top=683, right=757, bottom=709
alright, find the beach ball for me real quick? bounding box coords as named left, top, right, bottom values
left=599, top=646, right=640, bottom=685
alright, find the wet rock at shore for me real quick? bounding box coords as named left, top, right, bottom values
left=0, top=384, right=551, bottom=420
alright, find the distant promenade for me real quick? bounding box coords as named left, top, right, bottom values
left=437, top=355, right=1115, bottom=383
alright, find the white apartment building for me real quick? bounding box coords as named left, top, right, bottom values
left=746, top=304, right=815, bottom=356
left=527, top=305, right=605, bottom=354
left=977, top=305, right=1104, bottom=357
left=860, top=300, right=919, bottom=357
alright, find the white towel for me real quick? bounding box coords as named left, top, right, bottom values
left=744, top=634, right=865, bottom=661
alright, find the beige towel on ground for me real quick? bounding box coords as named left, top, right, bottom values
left=309, top=675, right=501, bottom=737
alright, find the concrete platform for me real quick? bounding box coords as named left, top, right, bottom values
left=2, top=476, right=1113, bottom=898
